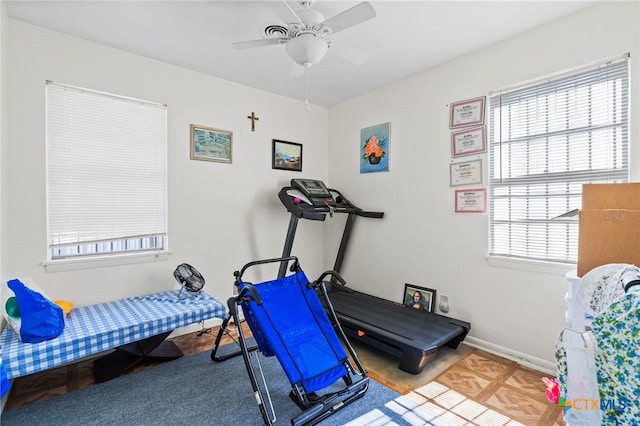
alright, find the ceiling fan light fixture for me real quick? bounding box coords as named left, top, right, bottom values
left=285, top=33, right=329, bottom=67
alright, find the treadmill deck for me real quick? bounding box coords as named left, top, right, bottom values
left=327, top=288, right=470, bottom=374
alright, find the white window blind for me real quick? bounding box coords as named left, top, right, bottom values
left=46, top=81, right=168, bottom=260
left=488, top=55, right=629, bottom=264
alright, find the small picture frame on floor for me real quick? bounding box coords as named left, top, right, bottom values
left=403, top=284, right=436, bottom=313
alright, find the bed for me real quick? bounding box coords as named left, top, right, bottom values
left=0, top=290, right=226, bottom=382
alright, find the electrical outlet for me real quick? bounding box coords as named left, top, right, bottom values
left=439, top=295, right=449, bottom=313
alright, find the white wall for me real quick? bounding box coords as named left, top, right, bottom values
left=327, top=2, right=640, bottom=368
left=328, top=1, right=639, bottom=368
left=0, top=1, right=7, bottom=325
left=1, top=4, right=9, bottom=409
left=3, top=19, right=330, bottom=309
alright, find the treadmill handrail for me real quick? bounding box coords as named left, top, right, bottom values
left=358, top=210, right=384, bottom=219
left=277, top=185, right=384, bottom=220
left=328, top=188, right=384, bottom=219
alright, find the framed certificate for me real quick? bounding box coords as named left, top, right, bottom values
left=450, top=159, right=482, bottom=187
left=449, top=97, right=486, bottom=128
left=454, top=188, right=487, bottom=213
left=451, top=126, right=486, bottom=157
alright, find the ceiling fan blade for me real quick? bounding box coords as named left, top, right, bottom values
left=321, top=2, right=376, bottom=34
left=232, top=38, right=285, bottom=50
left=273, top=0, right=304, bottom=25
left=329, top=42, right=370, bottom=65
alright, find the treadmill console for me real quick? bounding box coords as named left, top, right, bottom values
left=278, top=178, right=383, bottom=222
left=291, top=179, right=334, bottom=207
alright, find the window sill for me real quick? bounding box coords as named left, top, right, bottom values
left=42, top=251, right=171, bottom=273
left=485, top=255, right=576, bottom=276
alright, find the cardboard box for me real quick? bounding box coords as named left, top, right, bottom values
left=577, top=182, right=640, bottom=277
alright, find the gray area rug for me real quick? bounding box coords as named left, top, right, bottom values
left=1, top=342, right=404, bottom=425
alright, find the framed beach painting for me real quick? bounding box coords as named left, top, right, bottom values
left=272, top=139, right=302, bottom=172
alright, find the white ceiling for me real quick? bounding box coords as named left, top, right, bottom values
left=5, top=0, right=597, bottom=107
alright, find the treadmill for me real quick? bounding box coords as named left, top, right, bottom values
left=277, top=178, right=471, bottom=374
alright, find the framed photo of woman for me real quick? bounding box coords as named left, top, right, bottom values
left=403, top=283, right=436, bottom=313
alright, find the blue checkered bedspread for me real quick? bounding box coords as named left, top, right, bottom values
left=0, top=290, right=226, bottom=379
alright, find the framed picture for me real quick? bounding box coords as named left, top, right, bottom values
left=403, top=283, right=436, bottom=313
left=449, top=96, right=486, bottom=129
left=360, top=122, right=390, bottom=173
left=454, top=188, right=487, bottom=213
left=451, top=126, right=486, bottom=157
left=190, top=124, right=232, bottom=163
left=272, top=139, right=302, bottom=171
left=450, top=159, right=483, bottom=187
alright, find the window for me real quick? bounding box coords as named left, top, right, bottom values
left=46, top=81, right=167, bottom=261
left=488, top=54, right=629, bottom=264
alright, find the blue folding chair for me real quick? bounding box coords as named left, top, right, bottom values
left=211, top=256, right=369, bottom=426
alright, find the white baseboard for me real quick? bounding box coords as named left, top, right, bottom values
left=463, top=336, right=557, bottom=375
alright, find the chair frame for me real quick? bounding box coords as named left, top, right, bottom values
left=211, top=256, right=369, bottom=426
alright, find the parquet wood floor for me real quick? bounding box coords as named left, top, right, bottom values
left=423, top=350, right=565, bottom=425
left=3, top=323, right=564, bottom=425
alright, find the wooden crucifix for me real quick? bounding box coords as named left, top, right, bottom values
left=247, top=112, right=260, bottom=132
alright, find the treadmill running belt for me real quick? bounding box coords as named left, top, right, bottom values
left=326, top=288, right=470, bottom=374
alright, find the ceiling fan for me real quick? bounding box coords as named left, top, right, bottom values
left=233, top=1, right=376, bottom=68
left=232, top=1, right=377, bottom=107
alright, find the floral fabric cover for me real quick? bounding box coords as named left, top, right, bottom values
left=556, top=264, right=640, bottom=425
left=591, top=284, right=640, bottom=424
